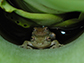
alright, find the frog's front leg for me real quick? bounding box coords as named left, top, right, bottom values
left=20, top=41, right=33, bottom=49
left=50, top=40, right=63, bottom=49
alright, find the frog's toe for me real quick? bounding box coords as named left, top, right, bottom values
left=59, top=44, right=64, bottom=47
left=20, top=45, right=25, bottom=48
left=27, top=46, right=33, bottom=49
left=50, top=45, right=58, bottom=49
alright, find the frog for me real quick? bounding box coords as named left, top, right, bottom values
left=20, top=27, right=63, bottom=49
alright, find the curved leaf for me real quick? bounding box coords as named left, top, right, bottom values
left=0, top=32, right=84, bottom=63
left=0, top=0, right=63, bottom=27
left=37, top=0, right=84, bottom=12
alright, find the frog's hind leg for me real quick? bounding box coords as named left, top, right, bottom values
left=50, top=40, right=63, bottom=49
left=20, top=41, right=33, bottom=49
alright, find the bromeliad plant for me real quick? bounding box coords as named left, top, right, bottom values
left=0, top=0, right=84, bottom=63
left=0, top=0, right=84, bottom=28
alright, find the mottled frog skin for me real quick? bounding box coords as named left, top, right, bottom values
left=21, top=27, right=63, bottom=49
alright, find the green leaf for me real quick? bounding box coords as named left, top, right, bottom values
left=0, top=0, right=84, bottom=28
left=53, top=18, right=80, bottom=27
left=0, top=32, right=84, bottom=63
left=37, top=0, right=84, bottom=12
left=0, top=0, right=63, bottom=27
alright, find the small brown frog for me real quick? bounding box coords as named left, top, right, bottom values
left=20, top=27, right=63, bottom=49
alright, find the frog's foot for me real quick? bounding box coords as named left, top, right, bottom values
left=50, top=40, right=63, bottom=49
left=59, top=44, right=64, bottom=47
left=20, top=45, right=33, bottom=49
left=20, top=41, right=33, bottom=49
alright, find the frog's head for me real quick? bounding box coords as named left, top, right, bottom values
left=32, top=27, right=50, bottom=36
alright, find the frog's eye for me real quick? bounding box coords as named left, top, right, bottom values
left=33, top=27, right=37, bottom=31
left=32, top=36, right=35, bottom=39
left=49, top=33, right=56, bottom=39
left=31, top=37, right=35, bottom=42
left=43, top=27, right=48, bottom=31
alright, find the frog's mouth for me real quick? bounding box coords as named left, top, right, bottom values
left=25, top=42, right=57, bottom=49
